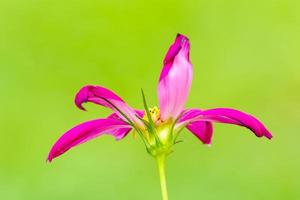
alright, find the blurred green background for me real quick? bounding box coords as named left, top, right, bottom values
left=0, top=0, right=299, bottom=199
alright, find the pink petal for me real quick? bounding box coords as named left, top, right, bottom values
left=105, top=111, right=144, bottom=139
left=47, top=118, right=131, bottom=162
left=107, top=110, right=145, bottom=120
left=177, top=109, right=213, bottom=144
left=75, top=85, right=143, bottom=127
left=179, top=108, right=272, bottom=139
left=186, top=121, right=213, bottom=144
left=158, top=34, right=193, bottom=121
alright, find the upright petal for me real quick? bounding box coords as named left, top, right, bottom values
left=158, top=34, right=193, bottom=121
left=75, top=85, right=143, bottom=127
left=47, top=118, right=131, bottom=162
left=178, top=108, right=272, bottom=139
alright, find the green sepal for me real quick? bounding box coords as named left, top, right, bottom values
left=141, top=89, right=162, bottom=146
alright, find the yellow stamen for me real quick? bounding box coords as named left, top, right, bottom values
left=143, top=106, right=161, bottom=123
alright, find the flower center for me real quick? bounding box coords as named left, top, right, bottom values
left=139, top=106, right=175, bottom=157
left=142, top=106, right=161, bottom=124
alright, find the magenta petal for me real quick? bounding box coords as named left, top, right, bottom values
left=75, top=85, right=143, bottom=126
left=158, top=34, right=193, bottom=121
left=75, top=85, right=124, bottom=111
left=47, top=118, right=131, bottom=162
left=186, top=121, right=213, bottom=144
left=178, top=109, right=213, bottom=144
left=180, top=108, right=272, bottom=139
left=107, top=110, right=145, bottom=120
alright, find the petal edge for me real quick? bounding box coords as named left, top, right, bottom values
left=47, top=118, right=131, bottom=162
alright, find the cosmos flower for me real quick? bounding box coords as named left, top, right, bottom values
left=48, top=34, right=272, bottom=200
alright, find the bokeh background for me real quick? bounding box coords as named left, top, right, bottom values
left=1, top=0, right=299, bottom=199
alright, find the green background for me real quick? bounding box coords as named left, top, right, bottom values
left=1, top=0, right=299, bottom=199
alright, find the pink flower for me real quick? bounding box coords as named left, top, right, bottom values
left=48, top=34, right=272, bottom=162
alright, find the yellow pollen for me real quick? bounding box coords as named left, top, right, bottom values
left=143, top=106, right=161, bottom=123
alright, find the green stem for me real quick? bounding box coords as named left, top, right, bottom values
left=156, top=154, right=169, bottom=200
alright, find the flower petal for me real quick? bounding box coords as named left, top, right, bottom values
left=177, top=109, right=213, bottom=144
left=158, top=34, right=193, bottom=121
left=47, top=118, right=131, bottom=162
left=179, top=108, right=272, bottom=139
left=105, top=111, right=145, bottom=140
left=75, top=85, right=143, bottom=127
left=186, top=121, right=213, bottom=144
